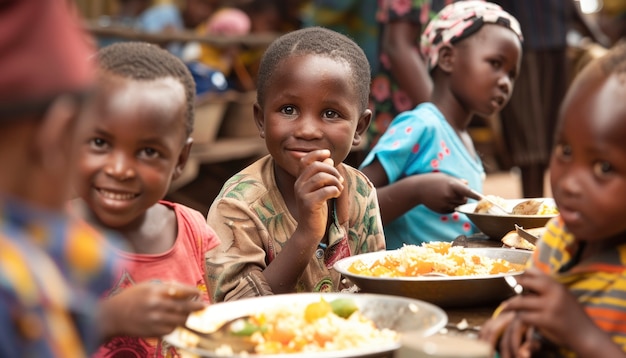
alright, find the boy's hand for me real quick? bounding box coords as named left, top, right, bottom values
left=294, top=149, right=344, bottom=240
left=98, top=282, right=206, bottom=340
left=415, top=172, right=477, bottom=213
left=480, top=308, right=537, bottom=358
left=500, top=268, right=597, bottom=351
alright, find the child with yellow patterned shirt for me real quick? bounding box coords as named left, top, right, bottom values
left=480, top=43, right=626, bottom=358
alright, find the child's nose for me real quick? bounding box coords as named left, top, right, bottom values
left=104, top=153, right=135, bottom=181
left=293, top=116, right=323, bottom=139
left=497, top=75, right=513, bottom=95
left=556, top=169, right=583, bottom=196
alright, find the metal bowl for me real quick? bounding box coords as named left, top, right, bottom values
left=456, top=198, right=557, bottom=239
left=163, top=292, right=447, bottom=358
left=334, top=248, right=531, bottom=308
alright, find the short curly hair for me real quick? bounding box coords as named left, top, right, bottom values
left=256, top=27, right=371, bottom=112
left=97, top=42, right=196, bottom=135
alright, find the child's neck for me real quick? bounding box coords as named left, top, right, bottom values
left=77, top=200, right=178, bottom=255
left=580, top=232, right=626, bottom=261
left=431, top=100, right=477, bottom=160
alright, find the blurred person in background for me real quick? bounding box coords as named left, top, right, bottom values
left=183, top=7, right=253, bottom=94
left=103, top=0, right=220, bottom=56
left=136, top=0, right=219, bottom=33
left=301, top=0, right=379, bottom=74
left=492, top=0, right=598, bottom=198
left=367, top=0, right=455, bottom=151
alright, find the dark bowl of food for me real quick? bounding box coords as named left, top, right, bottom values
left=456, top=197, right=558, bottom=240
left=334, top=245, right=532, bottom=308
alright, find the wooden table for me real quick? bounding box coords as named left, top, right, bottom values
left=446, top=304, right=497, bottom=328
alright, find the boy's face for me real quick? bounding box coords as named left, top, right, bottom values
left=253, top=54, right=370, bottom=180
left=75, top=74, right=191, bottom=229
left=549, top=71, right=626, bottom=242
left=448, top=24, right=522, bottom=118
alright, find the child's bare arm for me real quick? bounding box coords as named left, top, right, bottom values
left=263, top=149, right=343, bottom=293
left=361, top=159, right=479, bottom=224
left=97, top=282, right=206, bottom=341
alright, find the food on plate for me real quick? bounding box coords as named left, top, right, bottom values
left=510, top=199, right=543, bottom=215
left=474, top=195, right=508, bottom=214
left=474, top=195, right=558, bottom=216
left=536, top=202, right=559, bottom=215
left=501, top=227, right=545, bottom=250
left=347, top=242, right=524, bottom=277
left=182, top=297, right=398, bottom=355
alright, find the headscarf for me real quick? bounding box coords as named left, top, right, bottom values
left=420, top=0, right=523, bottom=71
left=0, top=1, right=95, bottom=118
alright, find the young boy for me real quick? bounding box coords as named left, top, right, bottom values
left=0, top=2, right=118, bottom=356
left=205, top=27, right=386, bottom=302
left=70, top=42, right=220, bottom=357
left=480, top=43, right=626, bottom=357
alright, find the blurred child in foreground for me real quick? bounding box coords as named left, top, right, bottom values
left=70, top=42, right=220, bottom=357
left=360, top=1, right=523, bottom=248
left=0, top=1, right=118, bottom=356
left=480, top=43, right=626, bottom=358
left=205, top=27, right=386, bottom=302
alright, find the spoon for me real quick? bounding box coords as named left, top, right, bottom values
left=469, top=189, right=511, bottom=216
left=181, top=315, right=258, bottom=353
left=504, top=275, right=524, bottom=295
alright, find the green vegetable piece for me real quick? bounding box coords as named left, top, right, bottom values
left=330, top=298, right=358, bottom=318
left=229, top=319, right=268, bottom=336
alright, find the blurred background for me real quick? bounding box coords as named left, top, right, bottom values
left=72, top=0, right=625, bottom=215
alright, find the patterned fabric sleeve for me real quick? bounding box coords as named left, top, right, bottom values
left=529, top=215, right=626, bottom=354
left=205, top=194, right=274, bottom=302
left=529, top=216, right=576, bottom=273
left=347, top=168, right=386, bottom=253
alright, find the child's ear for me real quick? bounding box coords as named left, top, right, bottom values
left=352, top=109, right=372, bottom=147
left=253, top=102, right=265, bottom=138
left=171, top=137, right=193, bottom=181
left=437, top=45, right=455, bottom=73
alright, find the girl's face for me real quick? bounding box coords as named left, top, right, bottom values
left=75, top=74, right=191, bottom=230
left=550, top=71, right=626, bottom=242
left=254, top=54, right=370, bottom=182
left=448, top=24, right=522, bottom=118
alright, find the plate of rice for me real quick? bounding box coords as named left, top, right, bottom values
left=334, top=242, right=532, bottom=308
left=164, top=292, right=447, bottom=357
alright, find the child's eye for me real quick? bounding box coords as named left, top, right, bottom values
left=592, top=161, right=613, bottom=177
left=280, top=106, right=297, bottom=116
left=139, top=147, right=159, bottom=159
left=89, top=138, right=108, bottom=150
left=553, top=143, right=572, bottom=160
left=489, top=60, right=502, bottom=69
left=322, top=110, right=340, bottom=119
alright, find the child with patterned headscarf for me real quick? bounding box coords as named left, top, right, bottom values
left=361, top=0, right=523, bottom=248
